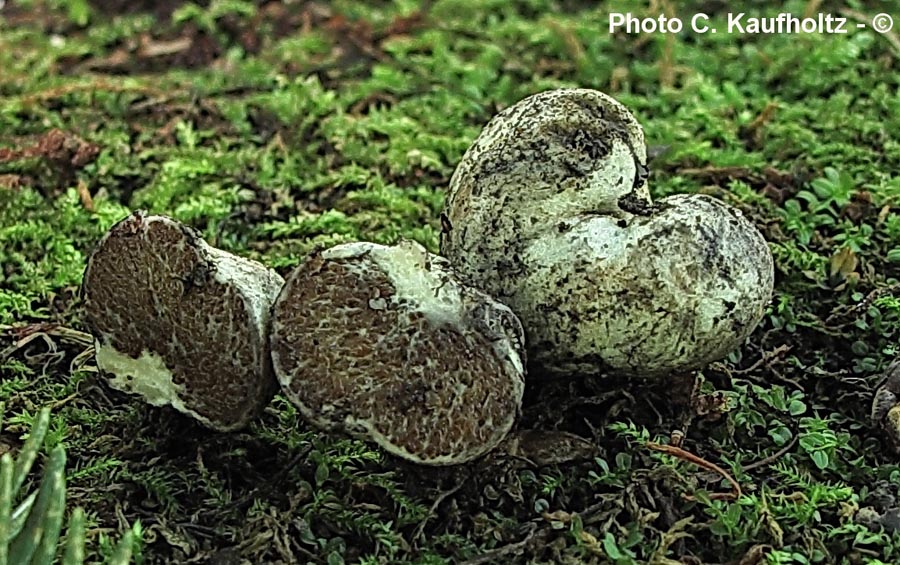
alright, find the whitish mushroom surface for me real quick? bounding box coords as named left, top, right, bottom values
left=442, top=88, right=774, bottom=377
left=270, top=240, right=526, bottom=465
left=514, top=195, right=773, bottom=376
left=82, top=211, right=283, bottom=431
left=442, top=88, right=651, bottom=280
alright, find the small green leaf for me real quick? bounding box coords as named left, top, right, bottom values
left=614, top=452, right=632, bottom=471
left=788, top=400, right=807, bottom=416
left=769, top=425, right=793, bottom=446
left=602, top=532, right=622, bottom=559
left=315, top=462, right=329, bottom=486
left=886, top=248, right=900, bottom=263
left=709, top=520, right=729, bottom=536
left=811, top=451, right=829, bottom=470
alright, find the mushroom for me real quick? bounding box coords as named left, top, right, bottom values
left=872, top=359, right=900, bottom=453
left=81, top=211, right=283, bottom=431
left=441, top=88, right=774, bottom=377
left=269, top=240, right=526, bottom=465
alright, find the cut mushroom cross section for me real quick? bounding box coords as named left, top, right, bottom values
left=82, top=211, right=283, bottom=431
left=270, top=240, right=526, bottom=466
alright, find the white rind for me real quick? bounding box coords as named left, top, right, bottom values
left=205, top=245, right=285, bottom=339
left=515, top=195, right=774, bottom=376
left=441, top=88, right=775, bottom=377
left=506, top=137, right=647, bottom=235
left=84, top=213, right=283, bottom=431
left=443, top=88, right=651, bottom=250
left=95, top=344, right=216, bottom=428
left=323, top=240, right=464, bottom=327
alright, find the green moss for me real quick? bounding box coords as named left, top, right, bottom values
left=2, top=0, right=900, bottom=562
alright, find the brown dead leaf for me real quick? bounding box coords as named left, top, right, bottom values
left=577, top=531, right=604, bottom=556
left=0, top=174, right=25, bottom=190
left=691, top=389, right=730, bottom=421
left=383, top=10, right=429, bottom=38
left=840, top=190, right=875, bottom=222
left=77, top=179, right=95, bottom=212
left=502, top=429, right=598, bottom=466
left=649, top=516, right=694, bottom=564
left=829, top=246, right=859, bottom=288
left=735, top=544, right=773, bottom=565
left=541, top=510, right=574, bottom=523
left=0, top=129, right=99, bottom=168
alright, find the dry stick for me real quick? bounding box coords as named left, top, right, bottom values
left=17, top=81, right=166, bottom=106
left=646, top=442, right=742, bottom=501
left=740, top=435, right=799, bottom=473
left=825, top=282, right=900, bottom=327
left=76, top=179, right=95, bottom=212
left=413, top=477, right=469, bottom=541
left=458, top=523, right=539, bottom=565
left=744, top=101, right=779, bottom=136
left=731, top=344, right=793, bottom=375
left=697, top=434, right=801, bottom=484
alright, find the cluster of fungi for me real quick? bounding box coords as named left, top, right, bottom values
left=82, top=89, right=805, bottom=465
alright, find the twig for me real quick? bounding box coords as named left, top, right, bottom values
left=413, top=476, right=469, bottom=540
left=741, top=435, right=799, bottom=473
left=77, top=179, right=95, bottom=212
left=17, top=81, right=165, bottom=106
left=744, top=101, right=779, bottom=136
left=647, top=442, right=742, bottom=501
left=458, top=523, right=539, bottom=565
left=731, top=344, right=792, bottom=375
left=50, top=392, right=81, bottom=410
left=825, top=283, right=900, bottom=327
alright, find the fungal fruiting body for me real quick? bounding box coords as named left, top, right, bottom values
left=270, top=240, right=526, bottom=465
left=873, top=359, right=900, bottom=453
left=442, top=89, right=652, bottom=284
left=442, top=88, right=775, bottom=377
left=82, top=212, right=284, bottom=431
left=516, top=194, right=774, bottom=376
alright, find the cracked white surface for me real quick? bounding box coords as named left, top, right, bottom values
left=442, top=89, right=774, bottom=377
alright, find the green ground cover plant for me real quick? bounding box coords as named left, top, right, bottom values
left=1, top=0, right=900, bottom=562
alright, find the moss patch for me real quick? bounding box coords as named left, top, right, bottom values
left=2, top=0, right=900, bottom=562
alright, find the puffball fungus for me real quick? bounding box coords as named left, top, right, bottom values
left=82, top=211, right=283, bottom=431
left=269, top=240, right=526, bottom=465
left=442, top=88, right=774, bottom=377
left=873, top=359, right=900, bottom=453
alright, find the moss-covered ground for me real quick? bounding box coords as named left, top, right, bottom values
left=2, top=0, right=900, bottom=563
